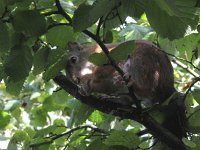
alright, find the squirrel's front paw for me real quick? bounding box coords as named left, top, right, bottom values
left=112, top=74, right=125, bottom=86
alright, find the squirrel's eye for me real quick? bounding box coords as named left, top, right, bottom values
left=70, top=56, right=78, bottom=64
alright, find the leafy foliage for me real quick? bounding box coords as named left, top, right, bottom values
left=0, top=0, right=199, bottom=150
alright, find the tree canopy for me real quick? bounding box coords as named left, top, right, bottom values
left=0, top=0, right=200, bottom=150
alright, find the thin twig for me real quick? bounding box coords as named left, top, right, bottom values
left=183, top=77, right=200, bottom=101
left=172, top=59, right=199, bottom=77
left=30, top=125, right=106, bottom=148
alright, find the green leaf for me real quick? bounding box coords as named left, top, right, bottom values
left=174, top=33, right=200, bottom=59
left=4, top=100, right=20, bottom=111
left=0, top=0, right=5, bottom=15
left=33, top=47, right=51, bottom=75
left=89, top=110, right=105, bottom=124
left=72, top=3, right=92, bottom=31
left=0, top=22, right=10, bottom=52
left=192, top=136, right=200, bottom=150
left=192, top=89, right=200, bottom=104
left=68, top=100, right=94, bottom=127
left=43, top=90, right=69, bottom=111
left=104, top=130, right=140, bottom=149
left=12, top=130, right=30, bottom=142
left=88, top=52, right=108, bottom=66
left=51, top=90, right=69, bottom=106
left=139, top=140, right=151, bottom=149
left=145, top=0, right=198, bottom=40
left=0, top=110, right=11, bottom=129
left=5, top=78, right=25, bottom=95
left=121, top=0, right=145, bottom=18
left=187, top=106, right=200, bottom=133
left=110, top=40, right=136, bottom=62
left=73, top=0, right=120, bottom=31
left=12, top=10, right=46, bottom=36
left=119, top=24, right=152, bottom=40
left=34, top=126, right=56, bottom=138
left=5, top=45, right=33, bottom=81
left=182, top=137, right=196, bottom=148
left=103, top=30, right=113, bottom=43
left=30, top=106, right=47, bottom=127
left=46, top=26, right=74, bottom=48
left=89, top=41, right=135, bottom=65
left=43, top=48, right=68, bottom=81
left=4, top=0, right=26, bottom=5
left=86, top=139, right=109, bottom=150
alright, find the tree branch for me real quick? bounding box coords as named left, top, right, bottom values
left=30, top=125, right=106, bottom=148
left=53, top=75, right=187, bottom=150
left=55, top=0, right=72, bottom=24
left=172, top=59, right=199, bottom=77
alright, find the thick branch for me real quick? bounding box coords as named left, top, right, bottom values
left=53, top=75, right=186, bottom=150
left=53, top=75, right=139, bottom=118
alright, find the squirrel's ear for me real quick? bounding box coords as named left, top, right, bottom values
left=68, top=42, right=83, bottom=51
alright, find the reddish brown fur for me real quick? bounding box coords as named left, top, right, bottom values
left=67, top=40, right=175, bottom=103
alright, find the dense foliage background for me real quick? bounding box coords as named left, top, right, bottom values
left=0, top=0, right=200, bottom=149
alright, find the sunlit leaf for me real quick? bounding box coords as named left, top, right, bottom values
left=4, top=100, right=20, bottom=111
left=0, top=110, right=11, bottom=129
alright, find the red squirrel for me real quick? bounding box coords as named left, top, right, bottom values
left=66, top=40, right=175, bottom=105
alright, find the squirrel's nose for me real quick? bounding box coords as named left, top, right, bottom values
left=70, top=56, right=77, bottom=64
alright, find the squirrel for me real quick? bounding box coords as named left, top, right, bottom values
left=66, top=40, right=175, bottom=105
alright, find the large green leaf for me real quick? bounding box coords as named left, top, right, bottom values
left=12, top=10, right=47, bottom=36
left=109, top=40, right=136, bottom=61
left=174, top=33, right=200, bottom=59
left=104, top=130, right=140, bottom=149
left=46, top=26, right=74, bottom=48
left=88, top=52, right=108, bottom=66
left=119, top=24, right=152, bottom=40
left=121, top=0, right=145, bottom=18
left=0, top=23, right=10, bottom=52
left=33, top=47, right=51, bottom=75
left=73, top=0, right=120, bottom=31
left=89, top=40, right=135, bottom=65
left=145, top=0, right=198, bottom=40
left=5, top=45, right=33, bottom=81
